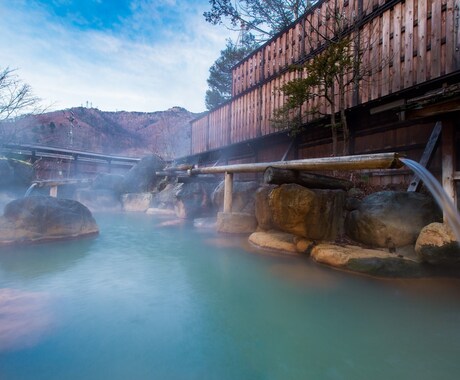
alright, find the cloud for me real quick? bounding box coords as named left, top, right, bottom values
left=0, top=1, right=237, bottom=113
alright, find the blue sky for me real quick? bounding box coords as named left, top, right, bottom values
left=0, top=0, right=236, bottom=113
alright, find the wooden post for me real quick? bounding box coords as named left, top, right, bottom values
left=49, top=186, right=58, bottom=198
left=223, top=172, right=233, bottom=213
left=442, top=123, right=456, bottom=221
left=73, top=154, right=79, bottom=176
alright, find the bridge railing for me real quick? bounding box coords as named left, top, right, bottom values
left=1, top=143, right=140, bottom=179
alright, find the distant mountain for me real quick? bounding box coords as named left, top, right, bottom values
left=1, top=106, right=200, bottom=159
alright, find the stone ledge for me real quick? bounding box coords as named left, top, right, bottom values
left=249, top=231, right=313, bottom=254
left=217, top=212, right=257, bottom=234
left=311, top=243, right=425, bottom=277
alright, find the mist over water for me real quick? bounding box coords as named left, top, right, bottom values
left=1, top=213, right=460, bottom=379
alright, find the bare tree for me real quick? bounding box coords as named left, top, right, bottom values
left=0, top=67, right=41, bottom=144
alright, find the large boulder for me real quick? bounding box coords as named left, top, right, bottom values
left=121, top=193, right=153, bottom=212
left=212, top=180, right=259, bottom=214
left=0, top=191, right=18, bottom=212
left=345, top=191, right=441, bottom=248
left=91, top=173, right=125, bottom=194
left=121, top=155, right=165, bottom=193
left=175, top=182, right=214, bottom=219
left=311, top=243, right=425, bottom=277
left=254, top=185, right=277, bottom=230
left=255, top=184, right=346, bottom=241
left=151, top=183, right=183, bottom=210
left=415, top=222, right=460, bottom=265
left=0, top=196, right=98, bottom=245
left=74, top=188, right=121, bottom=212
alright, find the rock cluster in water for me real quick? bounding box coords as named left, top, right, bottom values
left=0, top=196, right=99, bottom=246
left=247, top=185, right=448, bottom=277
left=3, top=152, right=456, bottom=278
left=108, top=157, right=458, bottom=278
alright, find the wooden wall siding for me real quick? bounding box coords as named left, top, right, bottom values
left=191, top=0, right=459, bottom=156
left=208, top=104, right=231, bottom=150
left=191, top=116, right=208, bottom=154
left=231, top=0, right=457, bottom=97
left=353, top=123, right=433, bottom=154
left=257, top=141, right=294, bottom=163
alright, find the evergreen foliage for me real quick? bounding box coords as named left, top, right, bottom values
left=204, top=0, right=318, bottom=110
left=205, top=35, right=258, bottom=110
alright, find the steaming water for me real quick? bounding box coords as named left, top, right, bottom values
left=1, top=213, right=460, bottom=379
left=401, top=158, right=460, bottom=243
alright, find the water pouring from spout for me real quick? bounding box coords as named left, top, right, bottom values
left=24, top=182, right=37, bottom=197
left=401, top=158, right=460, bottom=244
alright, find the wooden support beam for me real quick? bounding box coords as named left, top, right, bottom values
left=407, top=121, right=442, bottom=192
left=177, top=175, right=220, bottom=184
left=33, top=178, right=92, bottom=187
left=73, top=154, right=79, bottom=175
left=223, top=172, right=233, bottom=213
left=441, top=123, right=457, bottom=221
left=281, top=140, right=295, bottom=161
left=49, top=186, right=58, bottom=198
left=407, top=98, right=460, bottom=119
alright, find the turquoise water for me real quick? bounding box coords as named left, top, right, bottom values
left=1, top=213, right=460, bottom=380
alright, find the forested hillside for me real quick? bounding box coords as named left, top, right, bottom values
left=1, top=106, right=198, bottom=159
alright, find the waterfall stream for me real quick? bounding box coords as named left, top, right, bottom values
left=24, top=183, right=37, bottom=197
left=401, top=158, right=460, bottom=244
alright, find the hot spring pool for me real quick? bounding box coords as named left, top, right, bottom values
left=1, top=213, right=460, bottom=379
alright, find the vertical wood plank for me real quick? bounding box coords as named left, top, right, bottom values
left=370, top=17, right=380, bottom=100
left=361, top=23, right=370, bottom=103
left=404, top=0, right=414, bottom=89
left=381, top=10, right=391, bottom=96
left=431, top=0, right=442, bottom=78
left=456, top=0, right=460, bottom=69
left=227, top=99, right=232, bottom=146
left=265, top=45, right=270, bottom=80
left=417, top=0, right=428, bottom=83
left=392, top=2, right=402, bottom=92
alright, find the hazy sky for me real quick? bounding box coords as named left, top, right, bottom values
left=0, top=0, right=235, bottom=113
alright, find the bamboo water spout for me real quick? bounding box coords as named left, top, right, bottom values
left=189, top=153, right=404, bottom=175
left=183, top=153, right=403, bottom=214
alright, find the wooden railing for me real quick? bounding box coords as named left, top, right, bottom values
left=1, top=143, right=140, bottom=179
left=191, top=0, right=460, bottom=155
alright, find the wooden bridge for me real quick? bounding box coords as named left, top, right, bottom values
left=1, top=143, right=140, bottom=179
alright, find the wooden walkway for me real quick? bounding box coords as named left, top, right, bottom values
left=1, top=143, right=140, bottom=165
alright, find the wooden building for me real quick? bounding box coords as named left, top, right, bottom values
left=186, top=0, right=460, bottom=205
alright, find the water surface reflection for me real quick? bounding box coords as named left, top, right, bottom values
left=0, top=213, right=459, bottom=380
